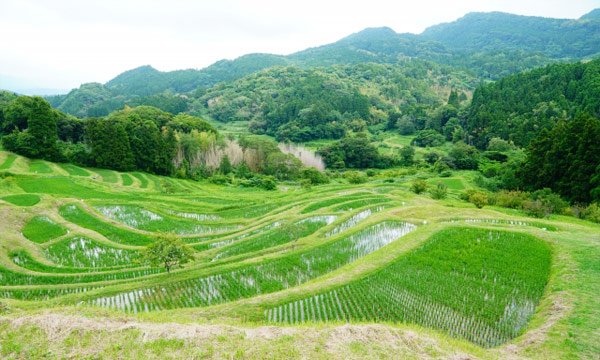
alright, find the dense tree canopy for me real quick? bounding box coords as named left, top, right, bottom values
left=519, top=114, right=600, bottom=204
left=466, top=58, right=600, bottom=148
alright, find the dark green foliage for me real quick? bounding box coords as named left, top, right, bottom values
left=1, top=97, right=62, bottom=161
left=519, top=114, right=600, bottom=203
left=448, top=142, right=479, bottom=170
left=85, top=118, right=135, bottom=171
left=319, top=133, right=390, bottom=169
left=467, top=59, right=600, bottom=148
left=422, top=11, right=600, bottom=59
left=411, top=130, right=445, bottom=147
left=201, top=62, right=473, bottom=141
left=398, top=146, right=415, bottom=166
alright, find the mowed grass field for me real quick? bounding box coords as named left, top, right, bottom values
left=0, top=150, right=598, bottom=359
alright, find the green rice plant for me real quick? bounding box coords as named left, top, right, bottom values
left=131, top=173, right=149, bottom=188
left=332, top=198, right=391, bottom=212
left=28, top=160, right=53, bottom=174
left=300, top=193, right=372, bottom=214
left=192, top=221, right=285, bottom=251
left=89, top=221, right=416, bottom=312
left=0, top=264, right=162, bottom=287
left=94, top=205, right=241, bottom=235
left=0, top=286, right=100, bottom=301
left=1, top=194, right=40, bottom=206
left=22, top=216, right=68, bottom=243
left=59, top=204, right=154, bottom=246
left=59, top=164, right=91, bottom=177
left=93, top=169, right=119, bottom=183
left=45, top=236, right=141, bottom=268
left=216, top=203, right=280, bottom=219
left=444, top=218, right=557, bottom=231
left=16, top=176, right=126, bottom=199
left=10, top=250, right=129, bottom=273
left=0, top=154, right=17, bottom=170
left=325, top=207, right=384, bottom=237
left=121, top=174, right=134, bottom=186
left=212, top=216, right=337, bottom=260
left=266, top=227, right=551, bottom=348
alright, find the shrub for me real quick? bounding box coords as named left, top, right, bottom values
left=469, top=192, right=489, bottom=209
left=209, top=174, right=231, bottom=185
left=531, top=188, right=569, bottom=214
left=300, top=167, right=329, bottom=185
left=430, top=183, right=448, bottom=199
left=492, top=190, right=529, bottom=209
left=411, top=180, right=428, bottom=194
left=582, top=203, right=600, bottom=223
left=345, top=171, right=368, bottom=184
left=523, top=200, right=550, bottom=218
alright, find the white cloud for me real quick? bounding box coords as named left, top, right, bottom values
left=0, top=0, right=598, bottom=92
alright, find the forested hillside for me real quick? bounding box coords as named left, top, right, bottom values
left=466, top=58, right=600, bottom=148
left=45, top=10, right=599, bottom=118
left=197, top=61, right=475, bottom=141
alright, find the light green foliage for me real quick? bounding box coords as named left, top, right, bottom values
left=142, top=234, right=194, bottom=272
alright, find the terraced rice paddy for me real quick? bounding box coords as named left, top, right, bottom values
left=1, top=150, right=588, bottom=354
left=265, top=228, right=551, bottom=347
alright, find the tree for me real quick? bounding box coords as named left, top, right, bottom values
left=85, top=118, right=135, bottom=171
left=219, top=155, right=233, bottom=174
left=448, top=142, right=479, bottom=170
left=143, top=233, right=194, bottom=273
left=399, top=146, right=415, bottom=166
left=411, top=130, right=445, bottom=147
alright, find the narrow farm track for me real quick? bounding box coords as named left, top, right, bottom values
left=1, top=150, right=599, bottom=358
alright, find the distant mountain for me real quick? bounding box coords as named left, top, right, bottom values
left=46, top=9, right=600, bottom=118
left=421, top=11, right=600, bottom=59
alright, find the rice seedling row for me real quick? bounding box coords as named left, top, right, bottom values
left=325, top=207, right=384, bottom=238
left=89, top=221, right=416, bottom=312
left=94, top=204, right=241, bottom=235
left=10, top=250, right=131, bottom=274
left=45, top=236, right=141, bottom=268
left=332, top=197, right=391, bottom=212
left=212, top=215, right=337, bottom=260
left=59, top=204, right=154, bottom=246
left=265, top=227, right=551, bottom=347
left=0, top=265, right=163, bottom=288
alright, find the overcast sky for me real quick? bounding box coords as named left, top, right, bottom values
left=1, top=0, right=598, bottom=94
